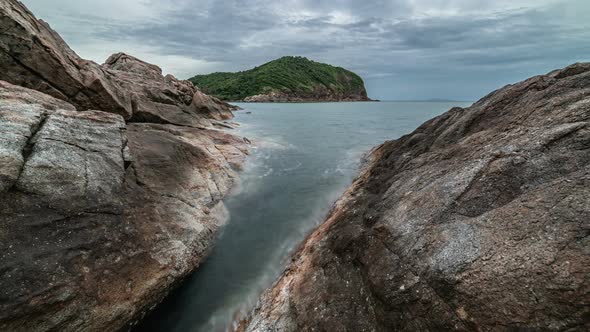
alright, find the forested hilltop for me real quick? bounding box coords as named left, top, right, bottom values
left=190, top=56, right=371, bottom=102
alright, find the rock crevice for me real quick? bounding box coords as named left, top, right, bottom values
left=0, top=1, right=249, bottom=331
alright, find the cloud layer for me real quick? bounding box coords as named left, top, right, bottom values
left=22, top=0, right=589, bottom=100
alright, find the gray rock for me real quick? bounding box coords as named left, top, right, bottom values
left=0, top=80, right=76, bottom=192
left=239, top=63, right=590, bottom=332
left=0, top=81, right=76, bottom=111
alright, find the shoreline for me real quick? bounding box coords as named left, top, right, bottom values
left=230, top=99, right=380, bottom=104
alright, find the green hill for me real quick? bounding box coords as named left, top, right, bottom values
left=189, top=56, right=370, bottom=102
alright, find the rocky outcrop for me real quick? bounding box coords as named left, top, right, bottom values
left=0, top=1, right=249, bottom=331
left=0, top=0, right=234, bottom=121
left=0, top=83, right=248, bottom=331
left=0, top=80, right=76, bottom=112
left=242, top=87, right=371, bottom=103
left=103, top=53, right=235, bottom=124
left=240, top=63, right=590, bottom=331
left=0, top=0, right=132, bottom=118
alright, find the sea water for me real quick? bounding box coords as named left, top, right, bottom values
left=136, top=101, right=471, bottom=332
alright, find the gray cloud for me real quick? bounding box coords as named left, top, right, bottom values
left=21, top=0, right=590, bottom=100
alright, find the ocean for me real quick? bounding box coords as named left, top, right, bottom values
left=136, top=101, right=472, bottom=332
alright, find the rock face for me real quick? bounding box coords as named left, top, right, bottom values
left=0, top=0, right=132, bottom=118
left=0, top=1, right=249, bottom=331
left=0, top=0, right=234, bottom=121
left=103, top=53, right=235, bottom=123
left=240, top=63, right=590, bottom=331
left=0, top=84, right=248, bottom=330
left=242, top=88, right=370, bottom=103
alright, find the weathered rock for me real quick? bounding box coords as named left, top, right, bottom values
left=0, top=84, right=128, bottom=330
left=0, top=0, right=132, bottom=118
left=0, top=82, right=249, bottom=331
left=191, top=89, right=237, bottom=120
left=0, top=80, right=76, bottom=111
left=0, top=81, right=75, bottom=192
left=0, top=0, right=235, bottom=122
left=242, top=87, right=371, bottom=103
left=240, top=63, right=590, bottom=331
left=191, top=55, right=372, bottom=102
left=0, top=1, right=250, bottom=330
left=104, top=53, right=235, bottom=125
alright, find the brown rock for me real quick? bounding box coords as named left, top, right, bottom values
left=242, top=87, right=371, bottom=103
left=0, top=1, right=250, bottom=330
left=240, top=63, right=590, bottom=331
left=103, top=53, right=235, bottom=126
left=0, top=0, right=132, bottom=118
left=192, top=89, right=237, bottom=120
left=0, top=85, right=129, bottom=331
left=0, top=82, right=249, bottom=331
left=0, top=0, right=235, bottom=122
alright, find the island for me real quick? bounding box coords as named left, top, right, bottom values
left=190, top=56, right=372, bottom=102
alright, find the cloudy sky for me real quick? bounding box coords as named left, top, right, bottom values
left=21, top=0, right=589, bottom=100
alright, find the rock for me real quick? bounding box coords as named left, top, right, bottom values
left=242, top=88, right=371, bottom=103
left=103, top=53, right=235, bottom=125
left=0, top=0, right=236, bottom=121
left=0, top=80, right=77, bottom=192
left=0, top=1, right=250, bottom=330
left=0, top=81, right=76, bottom=111
left=0, top=82, right=249, bottom=331
left=0, top=84, right=128, bottom=330
left=239, top=63, right=590, bottom=331
left=102, top=52, right=164, bottom=80
left=0, top=0, right=132, bottom=118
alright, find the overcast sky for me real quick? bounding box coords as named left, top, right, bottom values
left=21, top=0, right=589, bottom=100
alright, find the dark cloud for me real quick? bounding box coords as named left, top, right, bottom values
left=21, top=0, right=589, bottom=100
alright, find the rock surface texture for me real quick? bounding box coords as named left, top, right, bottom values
left=0, top=0, right=233, bottom=121
left=240, top=63, right=590, bottom=331
left=0, top=1, right=248, bottom=331
left=103, top=52, right=236, bottom=124
left=242, top=88, right=370, bottom=103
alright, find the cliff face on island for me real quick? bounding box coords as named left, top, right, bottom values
left=190, top=56, right=371, bottom=102
left=239, top=63, right=590, bottom=331
left=0, top=1, right=248, bottom=331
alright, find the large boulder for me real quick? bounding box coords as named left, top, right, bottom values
left=240, top=63, right=590, bottom=331
left=0, top=0, right=234, bottom=122
left=0, top=0, right=132, bottom=118
left=0, top=1, right=249, bottom=331
left=0, top=81, right=249, bottom=331
left=103, top=53, right=235, bottom=125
